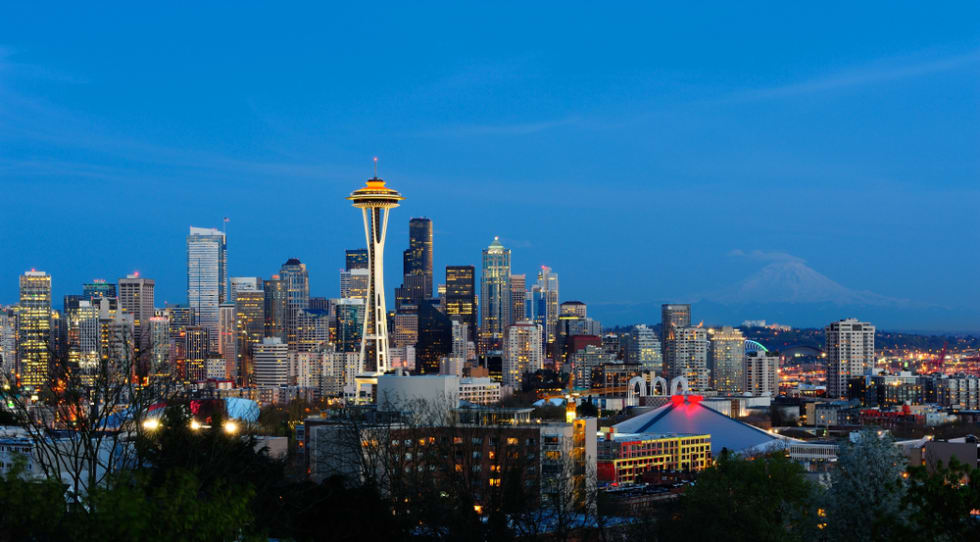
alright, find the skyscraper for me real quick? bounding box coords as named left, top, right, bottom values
left=253, top=337, right=289, bottom=387
left=83, top=280, right=117, bottom=300
left=445, top=265, right=477, bottom=337
left=218, top=304, right=237, bottom=380
left=509, top=274, right=526, bottom=325
left=229, top=276, right=262, bottom=302
left=399, top=218, right=433, bottom=306
left=667, top=326, right=709, bottom=390
left=187, top=226, right=227, bottom=352
left=183, top=325, right=209, bottom=382
left=503, top=321, right=543, bottom=388
left=744, top=351, right=779, bottom=396
left=118, top=273, right=155, bottom=359
left=661, top=303, right=691, bottom=378
left=279, top=258, right=310, bottom=348
left=825, top=318, right=875, bottom=398
left=416, top=299, right=452, bottom=374
left=340, top=268, right=369, bottom=299
left=535, top=266, right=559, bottom=352
left=480, top=237, right=511, bottom=353
left=17, top=270, right=51, bottom=388
left=345, top=249, right=368, bottom=271
left=628, top=324, right=663, bottom=374
left=234, top=288, right=265, bottom=386
left=263, top=276, right=287, bottom=341
left=347, top=172, right=403, bottom=376
left=710, top=326, right=744, bottom=393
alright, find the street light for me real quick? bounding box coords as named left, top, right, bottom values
left=189, top=420, right=202, bottom=431
left=222, top=420, right=239, bottom=435
left=142, top=418, right=160, bottom=431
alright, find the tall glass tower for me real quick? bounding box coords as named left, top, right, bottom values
left=17, top=270, right=51, bottom=388
left=480, top=237, right=511, bottom=353
left=187, top=226, right=227, bottom=352
left=347, top=173, right=403, bottom=376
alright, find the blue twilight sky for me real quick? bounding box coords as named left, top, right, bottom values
left=1, top=4, right=978, bottom=331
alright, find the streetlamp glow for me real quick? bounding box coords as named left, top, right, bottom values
left=223, top=420, right=239, bottom=434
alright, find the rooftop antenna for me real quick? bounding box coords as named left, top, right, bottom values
left=373, top=156, right=378, bottom=178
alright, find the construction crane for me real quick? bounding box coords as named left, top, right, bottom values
left=925, top=342, right=947, bottom=374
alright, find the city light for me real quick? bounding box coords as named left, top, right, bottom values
left=189, top=420, right=202, bottom=431
left=142, top=418, right=160, bottom=431
left=223, top=420, right=239, bottom=434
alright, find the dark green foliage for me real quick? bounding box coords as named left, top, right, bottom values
left=900, top=458, right=980, bottom=542
left=665, top=451, right=817, bottom=542
left=0, top=458, right=68, bottom=542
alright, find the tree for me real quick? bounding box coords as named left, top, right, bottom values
left=824, top=430, right=907, bottom=542
left=666, top=451, right=818, bottom=542
left=0, top=457, right=70, bottom=542
left=900, top=458, right=980, bottom=542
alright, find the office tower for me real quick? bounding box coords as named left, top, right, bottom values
left=347, top=173, right=403, bottom=375
left=183, top=326, right=210, bottom=382
left=72, top=301, right=101, bottom=383
left=279, top=258, right=310, bottom=347
left=445, top=265, right=477, bottom=336
left=295, top=309, right=330, bottom=352
left=339, top=268, right=369, bottom=300
left=83, top=279, right=117, bottom=300
left=503, top=321, right=543, bottom=388
left=253, top=337, right=289, bottom=387
left=118, top=273, right=155, bottom=362
left=661, top=304, right=691, bottom=376
left=415, top=299, right=452, bottom=374
left=628, top=324, right=663, bottom=374
left=710, top=327, right=744, bottom=393
left=263, top=276, right=287, bottom=340
left=187, top=226, right=228, bottom=352
left=335, top=298, right=365, bottom=353
left=309, top=297, right=330, bottom=311
left=535, top=266, right=559, bottom=350
left=97, top=302, right=134, bottom=380
left=744, top=351, right=779, bottom=396
left=147, top=315, right=171, bottom=378
left=509, top=274, right=526, bottom=325
left=0, top=310, right=17, bottom=375
left=667, top=327, right=709, bottom=390
left=560, top=301, right=587, bottom=319
left=17, top=270, right=52, bottom=388
left=345, top=249, right=369, bottom=271
left=229, top=276, right=262, bottom=302
left=235, top=289, right=265, bottom=386
left=451, top=320, right=469, bottom=361
left=825, top=318, right=876, bottom=398
left=480, top=237, right=511, bottom=353
left=398, top=218, right=433, bottom=306
left=569, top=344, right=610, bottom=389
left=393, top=312, right=418, bottom=349
left=218, top=304, right=237, bottom=380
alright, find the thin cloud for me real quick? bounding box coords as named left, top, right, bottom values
left=724, top=48, right=980, bottom=102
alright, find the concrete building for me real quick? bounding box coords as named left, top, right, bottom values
left=509, top=274, right=526, bottom=326
left=117, top=273, right=155, bottom=355
left=458, top=377, right=501, bottom=405
left=504, top=321, right=543, bottom=388
left=825, top=318, right=875, bottom=398
left=254, top=337, right=289, bottom=388
left=935, top=374, right=979, bottom=410
left=667, top=327, right=709, bottom=391
left=744, top=350, right=779, bottom=396
left=627, top=324, right=663, bottom=374
left=710, top=327, right=744, bottom=393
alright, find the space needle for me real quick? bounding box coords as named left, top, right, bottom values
left=347, top=159, right=403, bottom=401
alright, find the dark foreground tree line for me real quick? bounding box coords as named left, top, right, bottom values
left=0, top=414, right=978, bottom=541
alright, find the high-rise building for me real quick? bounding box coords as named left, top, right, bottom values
left=503, top=321, right=543, bottom=388
left=825, top=318, right=876, bottom=398
left=183, top=325, right=210, bottom=382
left=535, top=266, right=559, bottom=351
left=118, top=273, right=155, bottom=363
left=187, top=226, right=228, bottom=352
left=234, top=289, right=265, bottom=386
left=560, top=301, right=587, bottom=319
left=17, top=270, right=52, bottom=388
left=347, top=173, right=403, bottom=375
left=218, top=304, right=237, bottom=380
left=83, top=280, right=116, bottom=300
left=509, top=274, right=526, bottom=325
left=399, top=218, right=433, bottom=307
left=147, top=314, right=171, bottom=378
left=340, top=268, right=369, bottom=300
left=445, top=265, right=477, bottom=337
left=628, top=324, right=663, bottom=374
left=667, top=326, right=709, bottom=390
left=279, top=258, right=310, bottom=348
left=480, top=237, right=511, bottom=353
left=229, top=276, right=262, bottom=302
left=416, top=299, right=452, bottom=374
left=392, top=312, right=418, bottom=349
left=744, top=351, right=779, bottom=396
left=345, top=249, right=369, bottom=271
left=0, top=309, right=18, bottom=375
left=335, top=298, right=365, bottom=354
left=263, top=276, right=287, bottom=341
left=661, top=304, right=691, bottom=378
left=253, top=337, right=289, bottom=387
left=710, top=327, right=745, bottom=393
